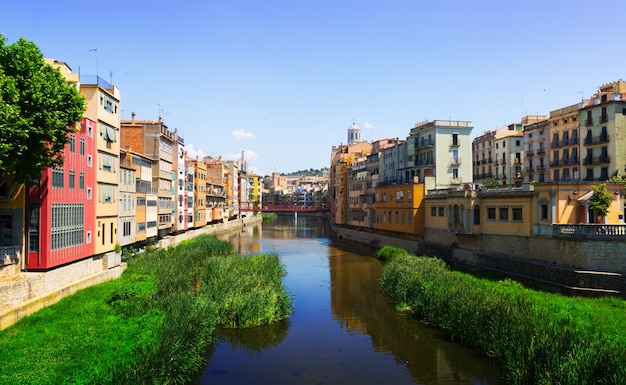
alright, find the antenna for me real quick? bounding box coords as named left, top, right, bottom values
left=88, top=48, right=98, bottom=77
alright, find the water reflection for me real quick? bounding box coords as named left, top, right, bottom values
left=194, top=214, right=505, bottom=385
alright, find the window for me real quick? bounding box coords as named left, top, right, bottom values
left=88, top=155, right=92, bottom=168
left=499, top=207, right=509, bottom=221
left=79, top=172, right=85, bottom=190
left=80, top=138, right=85, bottom=155
left=487, top=207, right=496, bottom=220
left=87, top=188, right=92, bottom=200
left=431, top=207, right=437, bottom=216
left=69, top=170, right=75, bottom=189
left=452, top=133, right=459, bottom=146
left=512, top=207, right=523, bottom=221
left=473, top=205, right=480, bottom=224
left=123, top=221, right=131, bottom=237
left=69, top=134, right=76, bottom=153
left=438, top=206, right=445, bottom=216
left=540, top=204, right=549, bottom=220
left=50, top=203, right=84, bottom=250
left=99, top=152, right=117, bottom=173
left=52, top=168, right=64, bottom=188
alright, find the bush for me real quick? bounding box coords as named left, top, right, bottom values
left=375, top=245, right=410, bottom=262
left=379, top=252, right=626, bottom=385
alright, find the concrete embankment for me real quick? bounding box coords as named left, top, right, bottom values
left=333, top=224, right=626, bottom=298
left=0, top=215, right=261, bottom=330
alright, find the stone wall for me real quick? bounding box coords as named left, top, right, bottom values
left=0, top=215, right=262, bottom=330
left=334, top=224, right=626, bottom=297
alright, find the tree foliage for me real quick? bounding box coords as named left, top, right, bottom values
left=0, top=35, right=85, bottom=186
left=589, top=183, right=613, bottom=218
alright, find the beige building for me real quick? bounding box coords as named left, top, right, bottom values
left=523, top=119, right=550, bottom=183
left=80, top=76, right=120, bottom=254
left=408, top=120, right=473, bottom=189
left=548, top=105, right=580, bottom=182
left=580, top=80, right=626, bottom=182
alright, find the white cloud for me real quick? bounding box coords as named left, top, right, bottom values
left=363, top=121, right=375, bottom=130
left=185, top=143, right=206, bottom=159
left=232, top=128, right=255, bottom=140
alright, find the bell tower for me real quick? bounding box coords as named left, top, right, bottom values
left=347, top=120, right=361, bottom=144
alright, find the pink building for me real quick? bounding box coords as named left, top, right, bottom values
left=26, top=118, right=96, bottom=270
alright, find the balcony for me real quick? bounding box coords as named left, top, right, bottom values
left=570, top=137, right=579, bottom=145
left=449, top=157, right=462, bottom=166
left=535, top=165, right=546, bottom=172
left=526, top=150, right=534, bottom=157
left=450, top=177, right=462, bottom=184
left=536, top=148, right=546, bottom=155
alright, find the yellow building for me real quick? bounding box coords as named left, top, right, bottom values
left=0, top=176, right=26, bottom=275
left=373, top=179, right=429, bottom=235
left=80, top=76, right=120, bottom=255
left=189, top=159, right=207, bottom=228
left=423, top=182, right=624, bottom=241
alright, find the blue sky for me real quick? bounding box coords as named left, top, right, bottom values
left=3, top=1, right=626, bottom=176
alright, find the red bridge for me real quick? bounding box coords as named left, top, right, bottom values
left=240, top=201, right=329, bottom=212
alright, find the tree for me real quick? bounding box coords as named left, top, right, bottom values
left=0, top=35, right=85, bottom=186
left=589, top=183, right=613, bottom=220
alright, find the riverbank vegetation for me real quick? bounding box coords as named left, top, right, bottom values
left=261, top=212, right=278, bottom=222
left=378, top=250, right=626, bottom=385
left=0, top=234, right=292, bottom=385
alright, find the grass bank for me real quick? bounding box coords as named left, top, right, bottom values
left=378, top=249, right=626, bottom=385
left=0, top=234, right=292, bottom=385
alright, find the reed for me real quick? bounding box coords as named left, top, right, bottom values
left=0, top=234, right=292, bottom=385
left=379, top=252, right=626, bottom=385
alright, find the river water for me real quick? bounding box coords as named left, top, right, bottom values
left=193, top=214, right=506, bottom=385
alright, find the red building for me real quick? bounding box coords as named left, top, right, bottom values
left=26, top=118, right=96, bottom=270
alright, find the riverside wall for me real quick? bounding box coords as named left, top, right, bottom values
left=333, top=224, right=626, bottom=298
left=0, top=215, right=262, bottom=330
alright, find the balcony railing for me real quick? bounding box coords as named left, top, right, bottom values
left=0, top=245, right=20, bottom=260
left=553, top=224, right=626, bottom=238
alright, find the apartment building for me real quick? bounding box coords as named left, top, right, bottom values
left=80, top=75, right=120, bottom=255
left=25, top=117, right=97, bottom=270
left=203, top=158, right=225, bottom=223
left=189, top=158, right=207, bottom=228
left=118, top=158, right=136, bottom=247
left=523, top=119, right=550, bottom=182
left=120, top=114, right=175, bottom=237
left=408, top=120, right=473, bottom=189
left=580, top=80, right=626, bottom=182
left=330, top=140, right=372, bottom=226
left=548, top=105, right=580, bottom=182
left=184, top=157, right=194, bottom=228
left=173, top=133, right=186, bottom=232
left=119, top=148, right=156, bottom=243
left=347, top=156, right=368, bottom=227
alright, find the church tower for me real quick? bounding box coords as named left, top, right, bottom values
left=347, top=121, right=361, bottom=144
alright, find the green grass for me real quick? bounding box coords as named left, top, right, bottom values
left=0, top=234, right=292, bottom=385
left=379, top=251, right=626, bottom=385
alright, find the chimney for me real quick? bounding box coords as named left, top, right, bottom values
left=131, top=112, right=135, bottom=124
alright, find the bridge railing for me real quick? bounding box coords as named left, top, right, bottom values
left=240, top=201, right=329, bottom=212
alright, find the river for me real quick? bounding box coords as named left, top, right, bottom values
left=192, top=214, right=506, bottom=385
